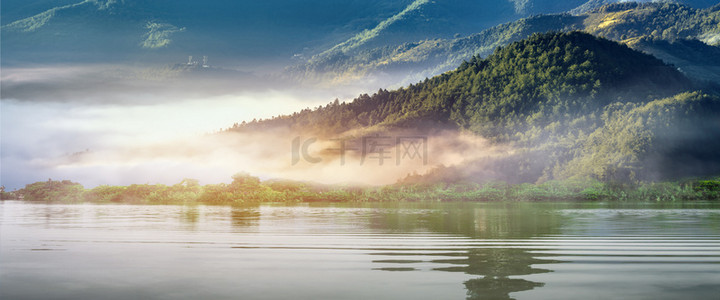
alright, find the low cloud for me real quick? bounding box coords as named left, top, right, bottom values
left=1, top=65, right=255, bottom=105
left=17, top=127, right=512, bottom=188
left=0, top=64, right=375, bottom=105
left=0, top=64, right=416, bottom=189
left=1, top=64, right=515, bottom=190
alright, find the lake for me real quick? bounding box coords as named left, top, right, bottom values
left=1, top=201, right=719, bottom=299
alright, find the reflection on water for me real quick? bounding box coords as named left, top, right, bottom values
left=440, top=248, right=555, bottom=300
left=230, top=208, right=261, bottom=228
left=1, top=201, right=719, bottom=300
left=180, top=206, right=199, bottom=228
left=365, top=205, right=567, bottom=299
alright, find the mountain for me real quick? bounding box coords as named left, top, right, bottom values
left=286, top=14, right=585, bottom=86
left=289, top=2, right=720, bottom=87
left=0, top=0, right=417, bottom=66
left=627, top=38, right=720, bottom=83
left=581, top=2, right=720, bottom=40
left=583, top=2, right=720, bottom=82
left=236, top=32, right=720, bottom=183
left=311, top=0, right=588, bottom=55
left=248, top=32, right=691, bottom=136
left=310, top=0, right=717, bottom=58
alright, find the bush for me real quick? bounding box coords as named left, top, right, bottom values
left=19, top=180, right=85, bottom=202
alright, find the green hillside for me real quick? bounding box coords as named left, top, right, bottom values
left=237, top=32, right=720, bottom=183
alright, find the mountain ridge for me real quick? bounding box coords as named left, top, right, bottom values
left=0, top=0, right=418, bottom=65
left=289, top=2, right=720, bottom=87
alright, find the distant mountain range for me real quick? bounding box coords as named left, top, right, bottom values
left=4, top=0, right=718, bottom=83
left=288, top=2, right=720, bottom=87
left=4, top=0, right=659, bottom=67
left=1, top=0, right=416, bottom=65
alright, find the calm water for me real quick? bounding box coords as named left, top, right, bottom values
left=1, top=201, right=719, bottom=300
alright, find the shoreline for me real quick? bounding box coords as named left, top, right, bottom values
left=3, top=176, right=719, bottom=205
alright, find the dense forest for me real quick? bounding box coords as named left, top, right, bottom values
left=234, top=31, right=720, bottom=184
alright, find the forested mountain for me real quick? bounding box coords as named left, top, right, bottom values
left=236, top=32, right=720, bottom=183
left=289, top=2, right=720, bottom=87
left=248, top=32, right=691, bottom=137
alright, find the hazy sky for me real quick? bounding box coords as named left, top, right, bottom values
left=0, top=64, right=367, bottom=190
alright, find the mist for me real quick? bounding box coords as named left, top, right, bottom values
left=0, top=64, right=347, bottom=189
left=2, top=63, right=505, bottom=190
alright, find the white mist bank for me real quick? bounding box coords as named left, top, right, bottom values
left=1, top=97, right=513, bottom=190
left=1, top=64, right=514, bottom=190
left=14, top=127, right=512, bottom=188
left=1, top=64, right=352, bottom=189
